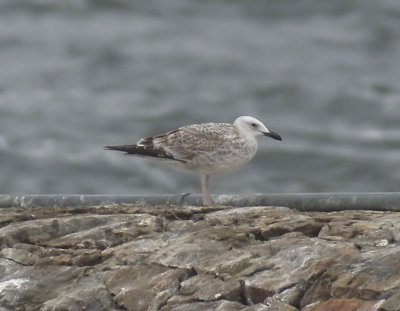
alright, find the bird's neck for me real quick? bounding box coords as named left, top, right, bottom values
left=236, top=127, right=258, bottom=146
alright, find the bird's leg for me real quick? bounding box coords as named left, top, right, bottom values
left=201, top=174, right=213, bottom=206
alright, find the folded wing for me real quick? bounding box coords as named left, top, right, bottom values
left=105, top=123, right=233, bottom=163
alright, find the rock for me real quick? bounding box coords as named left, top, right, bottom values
left=40, top=276, right=119, bottom=311
left=0, top=247, right=40, bottom=265
left=274, top=280, right=307, bottom=307
left=302, top=298, right=385, bottom=311
left=104, top=264, right=188, bottom=311
left=243, top=235, right=356, bottom=304
left=300, top=247, right=400, bottom=307
left=171, top=274, right=241, bottom=303
left=1, top=204, right=400, bottom=310
left=378, top=290, right=400, bottom=311
left=317, top=211, right=400, bottom=252
left=165, top=300, right=248, bottom=311
left=264, top=297, right=299, bottom=310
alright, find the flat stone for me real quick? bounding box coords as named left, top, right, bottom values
left=0, top=248, right=40, bottom=265
left=378, top=290, right=400, bottom=311
left=244, top=235, right=356, bottom=304
left=40, top=276, right=119, bottom=311
left=301, top=247, right=400, bottom=307
left=0, top=265, right=86, bottom=310
left=165, top=300, right=247, bottom=311
left=302, top=298, right=384, bottom=311
left=317, top=212, right=400, bottom=249
left=264, top=297, right=299, bottom=310
left=104, top=264, right=189, bottom=311
left=175, top=274, right=241, bottom=302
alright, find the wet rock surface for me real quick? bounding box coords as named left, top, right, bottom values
left=1, top=204, right=400, bottom=311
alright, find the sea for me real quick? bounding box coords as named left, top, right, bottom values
left=1, top=0, right=400, bottom=196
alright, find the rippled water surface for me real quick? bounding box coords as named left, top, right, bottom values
left=1, top=0, right=400, bottom=195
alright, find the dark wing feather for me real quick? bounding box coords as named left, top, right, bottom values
left=104, top=144, right=185, bottom=163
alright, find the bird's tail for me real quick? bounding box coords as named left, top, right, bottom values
left=104, top=144, right=139, bottom=154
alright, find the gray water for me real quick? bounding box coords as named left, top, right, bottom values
left=1, top=0, right=400, bottom=196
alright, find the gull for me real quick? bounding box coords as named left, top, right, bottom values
left=105, top=116, right=282, bottom=206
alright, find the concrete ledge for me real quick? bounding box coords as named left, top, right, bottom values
left=1, top=193, right=400, bottom=211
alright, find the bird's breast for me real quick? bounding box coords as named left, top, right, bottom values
left=187, top=138, right=258, bottom=175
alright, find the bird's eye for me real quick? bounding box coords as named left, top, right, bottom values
left=251, top=123, right=257, bottom=127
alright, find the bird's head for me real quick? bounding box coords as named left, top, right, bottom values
left=234, top=116, right=282, bottom=141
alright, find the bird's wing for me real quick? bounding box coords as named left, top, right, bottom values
left=148, top=123, right=235, bottom=161
left=105, top=123, right=236, bottom=162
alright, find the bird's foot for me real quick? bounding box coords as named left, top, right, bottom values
left=202, top=195, right=213, bottom=206
left=179, top=192, right=191, bottom=206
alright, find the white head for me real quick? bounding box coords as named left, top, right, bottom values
left=234, top=116, right=282, bottom=141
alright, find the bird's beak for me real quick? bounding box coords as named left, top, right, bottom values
left=263, top=130, right=282, bottom=141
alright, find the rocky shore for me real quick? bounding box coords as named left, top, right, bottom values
left=1, top=203, right=400, bottom=311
